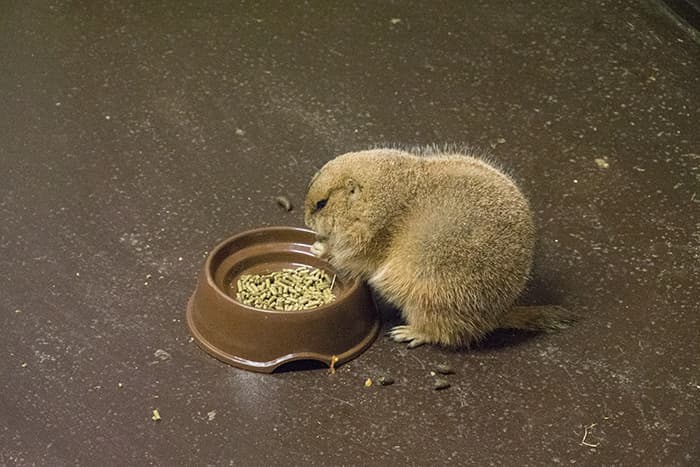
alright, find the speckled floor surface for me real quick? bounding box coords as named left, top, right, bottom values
left=1, top=1, right=698, bottom=466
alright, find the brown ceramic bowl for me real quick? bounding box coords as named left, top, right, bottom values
left=186, top=226, right=380, bottom=373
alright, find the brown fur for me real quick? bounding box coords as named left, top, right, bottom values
left=304, top=148, right=573, bottom=348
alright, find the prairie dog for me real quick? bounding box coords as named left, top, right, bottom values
left=304, top=147, right=573, bottom=348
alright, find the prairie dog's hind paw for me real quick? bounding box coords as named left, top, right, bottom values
left=389, top=325, right=429, bottom=349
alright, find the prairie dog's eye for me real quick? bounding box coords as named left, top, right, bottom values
left=315, top=198, right=328, bottom=210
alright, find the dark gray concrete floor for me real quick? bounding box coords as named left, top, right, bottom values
left=1, top=1, right=698, bottom=466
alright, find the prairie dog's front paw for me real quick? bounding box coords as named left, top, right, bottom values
left=311, top=240, right=328, bottom=258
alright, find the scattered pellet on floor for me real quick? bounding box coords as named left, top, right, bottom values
left=435, top=364, right=454, bottom=375
left=377, top=376, right=395, bottom=386
left=154, top=349, right=171, bottom=361
left=594, top=158, right=610, bottom=169
left=433, top=379, right=451, bottom=390
left=275, top=195, right=293, bottom=211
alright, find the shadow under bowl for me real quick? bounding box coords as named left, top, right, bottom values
left=186, top=226, right=380, bottom=373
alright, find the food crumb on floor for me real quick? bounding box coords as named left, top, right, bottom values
left=151, top=409, right=161, bottom=422
left=329, top=355, right=339, bottom=374
left=433, top=379, right=450, bottom=390
left=377, top=376, right=394, bottom=386
left=435, top=364, right=455, bottom=375
left=274, top=195, right=293, bottom=211
left=594, top=158, right=610, bottom=169
left=154, top=349, right=171, bottom=361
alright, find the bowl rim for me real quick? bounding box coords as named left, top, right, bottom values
left=204, top=225, right=359, bottom=315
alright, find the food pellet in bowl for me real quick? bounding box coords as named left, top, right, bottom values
left=234, top=266, right=336, bottom=311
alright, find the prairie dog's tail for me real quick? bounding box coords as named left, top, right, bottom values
left=499, top=306, right=577, bottom=332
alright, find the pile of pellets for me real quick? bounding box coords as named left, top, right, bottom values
left=234, top=266, right=336, bottom=311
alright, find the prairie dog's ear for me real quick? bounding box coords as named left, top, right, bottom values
left=345, top=178, right=361, bottom=200
left=307, top=170, right=320, bottom=190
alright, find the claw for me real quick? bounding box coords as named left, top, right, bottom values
left=389, top=325, right=429, bottom=348
left=406, top=339, right=426, bottom=349
left=311, top=241, right=328, bottom=258
left=388, top=325, right=413, bottom=342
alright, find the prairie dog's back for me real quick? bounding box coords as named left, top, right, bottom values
left=401, top=153, right=534, bottom=252
left=390, top=153, right=535, bottom=301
